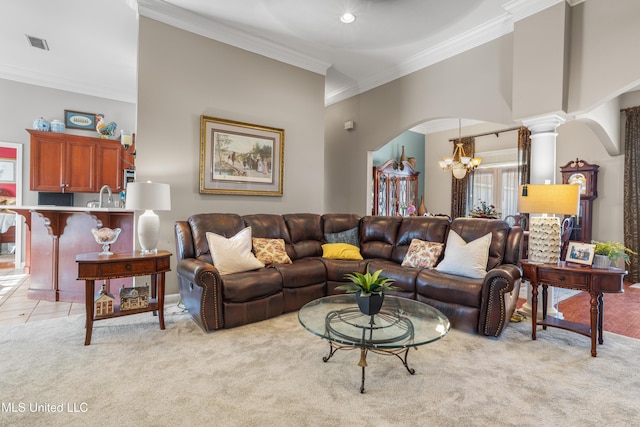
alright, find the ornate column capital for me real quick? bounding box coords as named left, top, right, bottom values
left=521, top=113, right=570, bottom=135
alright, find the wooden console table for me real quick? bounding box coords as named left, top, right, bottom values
left=76, top=250, right=172, bottom=345
left=521, top=260, right=626, bottom=357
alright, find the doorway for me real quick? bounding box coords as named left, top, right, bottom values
left=0, top=142, right=23, bottom=268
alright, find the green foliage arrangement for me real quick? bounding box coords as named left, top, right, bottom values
left=592, top=240, right=637, bottom=265
left=336, top=267, right=399, bottom=296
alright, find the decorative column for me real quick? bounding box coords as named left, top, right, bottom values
left=519, top=114, right=568, bottom=319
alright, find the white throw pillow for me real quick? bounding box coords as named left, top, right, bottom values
left=206, top=227, right=264, bottom=275
left=435, top=230, right=492, bottom=279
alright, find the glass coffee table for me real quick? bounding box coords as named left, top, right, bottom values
left=298, top=294, right=450, bottom=393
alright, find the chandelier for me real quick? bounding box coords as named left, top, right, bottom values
left=438, top=119, right=481, bottom=179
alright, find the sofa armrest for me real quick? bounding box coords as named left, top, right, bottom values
left=478, top=264, right=522, bottom=337
left=177, top=258, right=224, bottom=332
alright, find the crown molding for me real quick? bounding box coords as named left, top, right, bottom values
left=325, top=13, right=514, bottom=106
left=502, top=0, right=566, bottom=21
left=137, top=0, right=330, bottom=76
left=0, top=65, right=136, bottom=104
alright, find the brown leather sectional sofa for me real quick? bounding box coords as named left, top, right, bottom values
left=174, top=213, right=523, bottom=337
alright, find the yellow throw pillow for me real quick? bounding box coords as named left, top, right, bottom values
left=252, top=238, right=292, bottom=265
left=321, top=243, right=363, bottom=260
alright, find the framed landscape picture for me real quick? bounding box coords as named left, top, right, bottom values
left=200, top=115, right=284, bottom=196
left=565, top=241, right=595, bottom=265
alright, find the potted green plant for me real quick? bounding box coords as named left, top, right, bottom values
left=592, top=240, right=636, bottom=269
left=336, top=267, right=398, bottom=315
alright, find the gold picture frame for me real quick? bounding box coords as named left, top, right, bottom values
left=200, top=116, right=284, bottom=196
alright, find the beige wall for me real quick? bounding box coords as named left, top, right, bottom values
left=136, top=17, right=326, bottom=294
left=325, top=0, right=640, bottom=247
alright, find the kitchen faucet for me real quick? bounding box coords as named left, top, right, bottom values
left=99, top=185, right=113, bottom=208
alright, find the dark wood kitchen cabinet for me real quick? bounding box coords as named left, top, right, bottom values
left=28, top=129, right=124, bottom=192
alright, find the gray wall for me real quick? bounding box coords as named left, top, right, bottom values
left=136, top=17, right=326, bottom=294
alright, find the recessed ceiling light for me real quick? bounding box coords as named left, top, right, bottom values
left=340, top=13, right=356, bottom=24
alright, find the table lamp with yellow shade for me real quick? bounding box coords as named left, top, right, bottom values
left=518, top=184, right=580, bottom=263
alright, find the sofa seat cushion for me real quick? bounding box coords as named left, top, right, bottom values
left=274, top=259, right=327, bottom=289
left=416, top=269, right=483, bottom=308
left=321, top=258, right=368, bottom=281
left=221, top=268, right=283, bottom=303
left=367, top=259, right=419, bottom=298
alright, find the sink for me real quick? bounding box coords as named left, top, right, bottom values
left=86, top=201, right=100, bottom=208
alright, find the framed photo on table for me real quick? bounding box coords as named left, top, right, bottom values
left=565, top=241, right=595, bottom=265
left=199, top=115, right=284, bottom=196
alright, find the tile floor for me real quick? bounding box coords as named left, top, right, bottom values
left=0, top=267, right=85, bottom=327
left=1, top=265, right=639, bottom=339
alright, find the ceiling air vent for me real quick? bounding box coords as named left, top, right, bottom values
left=26, top=35, right=49, bottom=51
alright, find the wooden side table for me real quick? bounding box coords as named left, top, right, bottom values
left=76, top=250, right=172, bottom=345
left=520, top=260, right=626, bottom=357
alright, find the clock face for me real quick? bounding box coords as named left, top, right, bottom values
left=568, top=173, right=587, bottom=194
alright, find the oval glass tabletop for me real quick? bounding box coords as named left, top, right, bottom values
left=298, top=294, right=450, bottom=349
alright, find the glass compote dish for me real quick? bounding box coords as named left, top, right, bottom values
left=91, top=227, right=121, bottom=255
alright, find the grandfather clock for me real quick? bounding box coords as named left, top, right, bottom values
left=560, top=158, right=599, bottom=242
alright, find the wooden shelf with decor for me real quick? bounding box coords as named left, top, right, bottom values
left=373, top=159, right=419, bottom=216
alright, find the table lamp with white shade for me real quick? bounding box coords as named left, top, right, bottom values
left=125, top=181, right=171, bottom=255
left=518, top=184, right=580, bottom=263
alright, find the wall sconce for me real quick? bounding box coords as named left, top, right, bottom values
left=121, top=130, right=133, bottom=150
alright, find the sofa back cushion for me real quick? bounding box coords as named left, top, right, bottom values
left=243, top=214, right=295, bottom=260
left=360, top=216, right=402, bottom=260
left=283, top=213, right=323, bottom=259
left=391, top=216, right=451, bottom=264
left=188, top=213, right=245, bottom=263
left=450, top=218, right=510, bottom=270
left=322, top=214, right=361, bottom=235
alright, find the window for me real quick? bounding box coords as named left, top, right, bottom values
left=471, top=149, right=518, bottom=218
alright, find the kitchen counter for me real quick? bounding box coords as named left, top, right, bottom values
left=10, top=206, right=134, bottom=302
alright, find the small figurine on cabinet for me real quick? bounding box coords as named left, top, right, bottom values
left=95, top=114, right=117, bottom=139
left=94, top=283, right=115, bottom=317
left=120, top=285, right=149, bottom=311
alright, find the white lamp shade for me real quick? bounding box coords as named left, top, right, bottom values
left=125, top=182, right=171, bottom=211
left=452, top=165, right=467, bottom=179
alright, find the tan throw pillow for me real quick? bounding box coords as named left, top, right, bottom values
left=252, top=238, right=292, bottom=265
left=401, top=239, right=444, bottom=268
left=435, top=231, right=492, bottom=279
left=206, top=227, right=264, bottom=275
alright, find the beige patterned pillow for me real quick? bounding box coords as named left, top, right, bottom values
left=401, top=239, right=444, bottom=269
left=252, top=238, right=292, bottom=265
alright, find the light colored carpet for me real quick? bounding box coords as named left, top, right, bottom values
left=0, top=305, right=639, bottom=427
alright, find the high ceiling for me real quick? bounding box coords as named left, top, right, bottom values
left=0, top=0, right=564, bottom=107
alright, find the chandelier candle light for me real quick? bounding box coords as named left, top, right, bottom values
left=438, top=119, right=481, bottom=179
left=125, top=181, right=171, bottom=255
left=518, top=184, right=580, bottom=263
